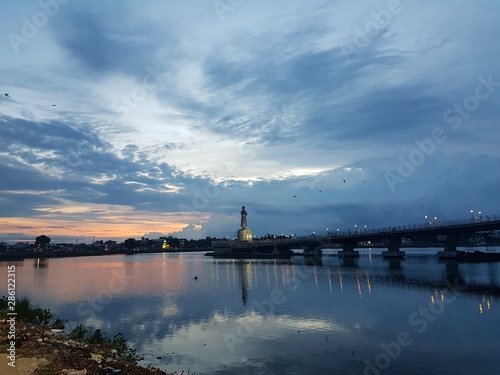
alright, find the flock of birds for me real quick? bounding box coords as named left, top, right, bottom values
left=5, top=91, right=349, bottom=201
left=5, top=91, right=347, bottom=186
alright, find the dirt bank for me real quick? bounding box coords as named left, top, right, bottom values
left=1, top=320, right=169, bottom=375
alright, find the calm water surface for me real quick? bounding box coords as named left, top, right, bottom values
left=1, top=249, right=499, bottom=375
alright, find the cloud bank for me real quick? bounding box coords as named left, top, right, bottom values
left=1, top=0, right=499, bottom=243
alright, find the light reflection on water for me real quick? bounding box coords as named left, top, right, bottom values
left=1, top=250, right=499, bottom=375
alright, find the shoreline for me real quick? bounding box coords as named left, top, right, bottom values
left=2, top=245, right=499, bottom=264
left=0, top=248, right=212, bottom=262
left=0, top=320, right=170, bottom=375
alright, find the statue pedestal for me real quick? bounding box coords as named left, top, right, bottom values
left=237, top=228, right=253, bottom=242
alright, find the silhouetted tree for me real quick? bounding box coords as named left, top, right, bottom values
left=124, top=238, right=136, bottom=251
left=35, top=235, right=51, bottom=250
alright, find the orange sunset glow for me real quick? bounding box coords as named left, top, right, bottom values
left=0, top=200, right=209, bottom=242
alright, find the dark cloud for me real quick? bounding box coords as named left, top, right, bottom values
left=1, top=1, right=500, bottom=241
left=326, top=85, right=444, bottom=142
left=0, top=115, right=218, bottom=218
left=49, top=3, right=176, bottom=77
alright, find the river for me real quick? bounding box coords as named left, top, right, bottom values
left=1, top=249, right=499, bottom=375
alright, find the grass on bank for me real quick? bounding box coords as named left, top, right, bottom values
left=0, top=295, right=56, bottom=325
left=0, top=295, right=141, bottom=361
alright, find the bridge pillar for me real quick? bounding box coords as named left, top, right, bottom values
left=275, top=245, right=293, bottom=256
left=338, top=242, right=359, bottom=258
left=382, top=237, right=405, bottom=258
left=438, top=234, right=463, bottom=259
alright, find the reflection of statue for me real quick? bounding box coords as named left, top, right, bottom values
left=240, top=206, right=248, bottom=229
left=238, top=262, right=249, bottom=305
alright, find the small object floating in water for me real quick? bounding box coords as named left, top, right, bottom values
left=193, top=275, right=198, bottom=280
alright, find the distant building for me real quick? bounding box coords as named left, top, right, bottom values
left=11, top=242, right=30, bottom=251
left=104, top=240, right=117, bottom=251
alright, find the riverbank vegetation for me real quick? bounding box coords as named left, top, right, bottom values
left=0, top=296, right=168, bottom=374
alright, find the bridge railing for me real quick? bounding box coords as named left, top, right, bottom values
left=212, top=215, right=500, bottom=245
left=317, top=214, right=500, bottom=239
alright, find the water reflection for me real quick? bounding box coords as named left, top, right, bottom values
left=33, top=258, right=49, bottom=285
left=34, top=258, right=49, bottom=268
left=304, top=255, right=322, bottom=266
left=1, top=253, right=499, bottom=375
left=442, top=259, right=466, bottom=286
left=341, top=256, right=357, bottom=268
left=487, top=263, right=499, bottom=286
left=238, top=262, right=249, bottom=305
left=388, top=258, right=402, bottom=271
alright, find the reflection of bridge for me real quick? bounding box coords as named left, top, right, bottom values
left=220, top=256, right=500, bottom=310
left=213, top=216, right=500, bottom=259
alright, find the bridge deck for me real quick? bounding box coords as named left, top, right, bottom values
left=212, top=218, right=500, bottom=249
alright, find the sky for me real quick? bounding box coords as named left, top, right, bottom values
left=1, top=0, right=500, bottom=244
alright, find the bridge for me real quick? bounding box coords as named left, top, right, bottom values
left=212, top=215, right=500, bottom=259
